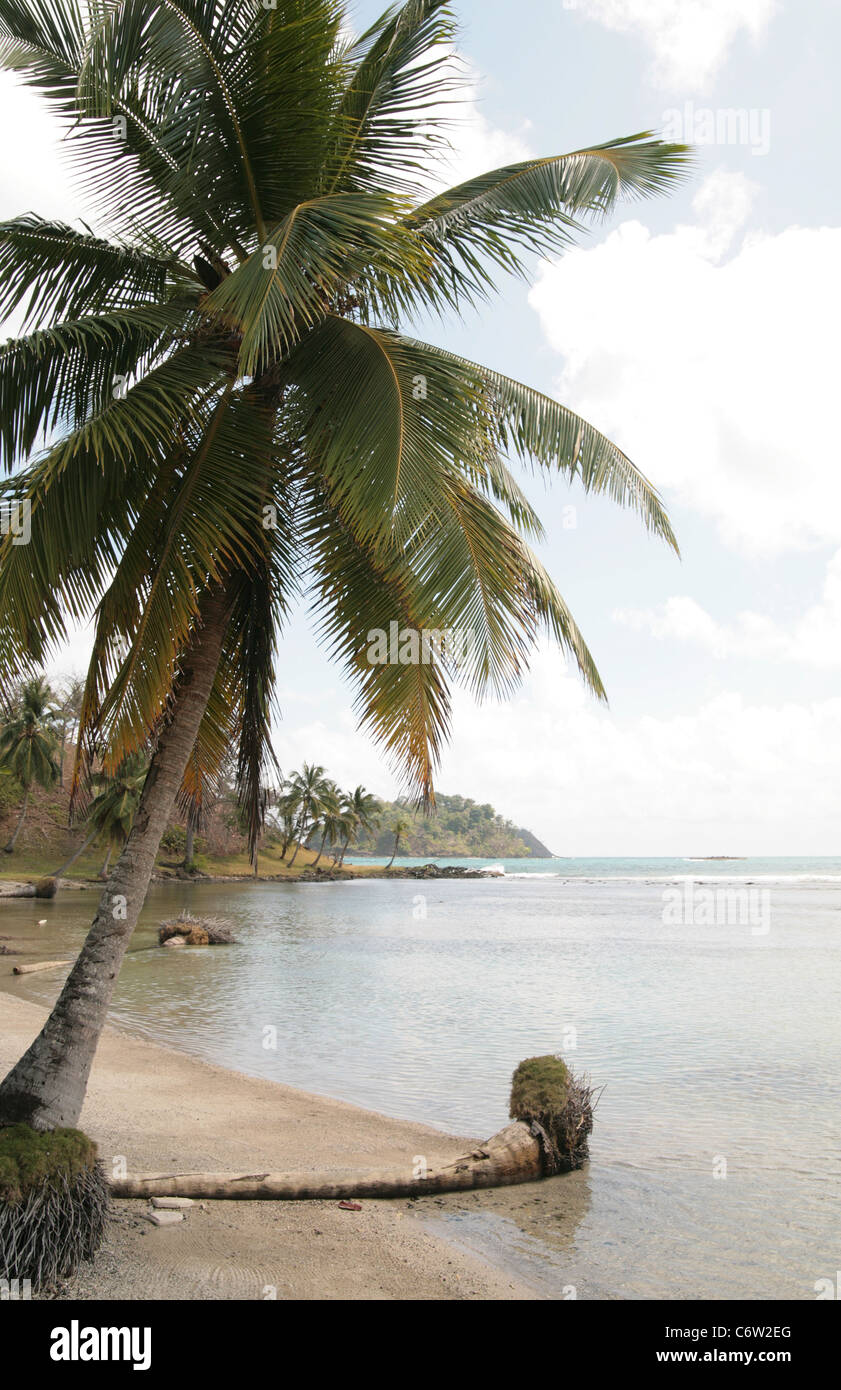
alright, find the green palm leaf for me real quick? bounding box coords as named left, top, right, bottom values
left=325, top=0, right=456, bottom=198
left=404, top=339, right=679, bottom=550
left=409, top=134, right=693, bottom=276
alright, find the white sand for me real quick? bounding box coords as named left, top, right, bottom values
left=0, top=993, right=537, bottom=1300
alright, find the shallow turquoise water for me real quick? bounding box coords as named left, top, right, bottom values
left=3, top=865, right=839, bottom=1299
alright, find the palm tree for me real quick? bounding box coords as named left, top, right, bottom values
left=286, top=764, right=331, bottom=867
left=339, top=786, right=381, bottom=865
left=53, top=675, right=85, bottom=786
left=0, top=0, right=686, bottom=1131
left=86, top=754, right=148, bottom=878
left=50, top=824, right=100, bottom=879
left=276, top=798, right=299, bottom=862
left=0, top=677, right=60, bottom=853
left=386, top=815, right=411, bottom=869
left=182, top=801, right=200, bottom=872
left=309, top=783, right=345, bottom=867
left=307, top=779, right=342, bottom=866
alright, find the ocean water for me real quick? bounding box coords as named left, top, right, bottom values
left=3, top=858, right=840, bottom=1299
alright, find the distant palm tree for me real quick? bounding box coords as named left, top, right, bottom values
left=309, top=782, right=345, bottom=867
left=0, top=677, right=60, bottom=853
left=386, top=815, right=412, bottom=870
left=87, top=754, right=148, bottom=877
left=0, top=0, right=686, bottom=1131
left=339, top=786, right=382, bottom=865
left=53, top=675, right=85, bottom=787
left=286, top=764, right=331, bottom=867
left=276, top=798, right=299, bottom=862
left=50, top=824, right=100, bottom=880
left=182, top=801, right=201, bottom=871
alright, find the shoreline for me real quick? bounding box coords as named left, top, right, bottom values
left=0, top=863, right=503, bottom=895
left=0, top=993, right=537, bottom=1301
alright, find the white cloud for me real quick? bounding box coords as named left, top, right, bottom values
left=568, top=0, right=779, bottom=90
left=528, top=171, right=841, bottom=556
left=416, top=51, right=532, bottom=194
left=432, top=651, right=841, bottom=854
left=0, top=74, right=86, bottom=225
left=614, top=551, right=841, bottom=668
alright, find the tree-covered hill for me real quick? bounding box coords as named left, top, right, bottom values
left=353, top=794, right=552, bottom=859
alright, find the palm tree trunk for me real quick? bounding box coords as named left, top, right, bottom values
left=0, top=586, right=233, bottom=1131
left=3, top=790, right=29, bottom=854
left=386, top=834, right=400, bottom=870
left=183, top=823, right=195, bottom=867
left=312, top=828, right=328, bottom=868
left=51, top=828, right=100, bottom=879
left=99, top=845, right=113, bottom=879
left=288, top=818, right=307, bottom=867
left=110, top=1123, right=546, bottom=1199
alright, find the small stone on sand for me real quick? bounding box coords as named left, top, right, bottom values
left=145, top=1209, right=184, bottom=1227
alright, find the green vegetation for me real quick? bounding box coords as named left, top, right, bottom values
left=85, top=752, right=148, bottom=878
left=0, top=754, right=553, bottom=875
left=509, top=1055, right=571, bottom=1122
left=354, top=793, right=548, bottom=858
left=0, top=677, right=60, bottom=852
left=509, top=1054, right=595, bottom=1174
left=0, top=1124, right=98, bottom=1204
left=0, top=1124, right=107, bottom=1291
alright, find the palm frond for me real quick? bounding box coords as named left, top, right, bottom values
left=0, top=0, right=84, bottom=102
left=201, top=193, right=427, bottom=375
left=325, top=0, right=457, bottom=199
left=407, top=134, right=693, bottom=282
left=0, top=215, right=192, bottom=332
left=403, top=338, right=679, bottom=550
left=75, top=386, right=286, bottom=778
left=285, top=315, right=494, bottom=550
left=0, top=300, right=196, bottom=470
left=303, top=483, right=451, bottom=804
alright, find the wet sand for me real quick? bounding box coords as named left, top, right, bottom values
left=0, top=993, right=537, bottom=1301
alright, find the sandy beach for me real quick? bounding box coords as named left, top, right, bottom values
left=0, top=993, right=536, bottom=1301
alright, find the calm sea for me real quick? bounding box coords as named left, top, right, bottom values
left=3, top=856, right=840, bottom=1299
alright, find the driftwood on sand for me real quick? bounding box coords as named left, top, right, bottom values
left=111, top=1056, right=597, bottom=1202
left=12, top=960, right=72, bottom=976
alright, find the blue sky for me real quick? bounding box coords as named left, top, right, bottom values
left=2, top=0, right=839, bottom=854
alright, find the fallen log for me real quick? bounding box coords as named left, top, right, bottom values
left=12, top=960, right=72, bottom=975
left=110, top=1123, right=544, bottom=1200
left=0, top=877, right=56, bottom=899
left=110, top=1056, right=597, bottom=1202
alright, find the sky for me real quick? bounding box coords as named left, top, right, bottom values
left=1, top=0, right=839, bottom=855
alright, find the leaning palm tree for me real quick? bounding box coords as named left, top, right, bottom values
left=0, top=676, right=60, bottom=853
left=339, top=785, right=381, bottom=865
left=386, top=815, right=412, bottom=869
left=0, top=0, right=686, bottom=1130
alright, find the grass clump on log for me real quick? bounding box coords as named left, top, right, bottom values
left=159, top=910, right=236, bottom=946
left=509, top=1055, right=595, bottom=1173
left=0, top=1124, right=108, bottom=1290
